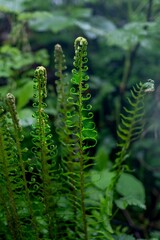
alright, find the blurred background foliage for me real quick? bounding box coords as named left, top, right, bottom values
left=0, top=0, right=160, bottom=238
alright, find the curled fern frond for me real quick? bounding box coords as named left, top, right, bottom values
left=54, top=43, right=70, bottom=158
left=0, top=103, right=23, bottom=239
left=5, top=93, right=39, bottom=239
left=116, top=82, right=145, bottom=164
left=5, top=93, right=23, bottom=139
left=106, top=81, right=151, bottom=220
left=31, top=66, right=59, bottom=239
left=54, top=43, right=67, bottom=79
left=61, top=37, right=97, bottom=240
left=68, top=37, right=97, bottom=149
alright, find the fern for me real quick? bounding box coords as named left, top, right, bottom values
left=0, top=98, right=25, bottom=239
left=54, top=43, right=70, bottom=163
left=54, top=44, right=76, bottom=238
left=5, top=93, right=39, bottom=239
left=31, top=66, right=60, bottom=239
left=60, top=37, right=97, bottom=239
left=116, top=83, right=145, bottom=167
left=105, top=81, right=154, bottom=231
left=87, top=81, right=153, bottom=239
left=0, top=36, right=154, bottom=240
left=54, top=43, right=68, bottom=116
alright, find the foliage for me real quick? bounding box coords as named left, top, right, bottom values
left=0, top=36, right=156, bottom=239
left=0, top=0, right=160, bottom=238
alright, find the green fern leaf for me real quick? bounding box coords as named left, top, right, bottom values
left=31, top=66, right=60, bottom=239
left=0, top=103, right=24, bottom=239
left=106, top=81, right=148, bottom=221
left=57, top=37, right=97, bottom=239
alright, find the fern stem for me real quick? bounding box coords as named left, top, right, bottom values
left=78, top=52, right=88, bottom=240
left=106, top=82, right=146, bottom=219
left=116, top=84, right=144, bottom=169
left=54, top=44, right=79, bottom=237
left=32, top=66, right=58, bottom=239
left=6, top=93, right=39, bottom=239
left=73, top=37, right=90, bottom=239
left=38, top=67, right=54, bottom=237
left=0, top=120, right=23, bottom=239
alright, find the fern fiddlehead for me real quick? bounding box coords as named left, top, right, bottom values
left=64, top=37, right=97, bottom=239
left=116, top=80, right=154, bottom=172
left=5, top=93, right=40, bottom=239
left=0, top=102, right=23, bottom=239
left=106, top=80, right=154, bottom=226
left=31, top=66, right=59, bottom=239
left=54, top=43, right=70, bottom=162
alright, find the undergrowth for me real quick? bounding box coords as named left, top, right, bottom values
left=0, top=37, right=154, bottom=240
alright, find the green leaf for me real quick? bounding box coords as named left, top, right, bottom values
left=116, top=173, right=146, bottom=209
left=115, top=196, right=146, bottom=210
left=123, top=22, right=150, bottom=36
left=15, top=81, right=34, bottom=110
left=0, top=0, right=25, bottom=13
left=25, top=11, right=75, bottom=32
left=106, top=29, right=137, bottom=50
left=91, top=169, right=114, bottom=190
left=34, top=49, right=49, bottom=66
left=95, top=144, right=113, bottom=170
left=76, top=16, right=116, bottom=39
left=106, top=22, right=151, bottom=50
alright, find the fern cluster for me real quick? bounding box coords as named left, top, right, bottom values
left=0, top=37, right=153, bottom=240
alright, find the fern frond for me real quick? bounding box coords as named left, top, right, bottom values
left=54, top=44, right=80, bottom=239
left=54, top=43, right=71, bottom=160
left=106, top=81, right=152, bottom=221
left=116, top=83, right=145, bottom=153
left=5, top=93, right=39, bottom=239
left=0, top=104, right=24, bottom=239
left=54, top=43, right=69, bottom=123
left=31, top=66, right=59, bottom=239
left=55, top=37, right=97, bottom=239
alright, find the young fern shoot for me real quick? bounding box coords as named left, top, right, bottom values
left=65, top=37, right=97, bottom=239
left=54, top=43, right=70, bottom=163
left=0, top=93, right=43, bottom=239
left=0, top=99, right=24, bottom=239
left=31, top=66, right=59, bottom=239
left=5, top=93, right=39, bottom=239
left=0, top=36, right=153, bottom=240
left=106, top=80, right=154, bottom=221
